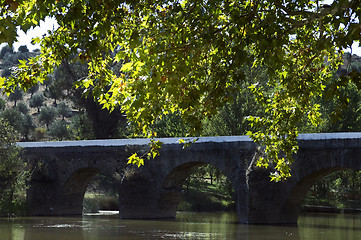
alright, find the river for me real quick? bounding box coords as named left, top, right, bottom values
left=1, top=211, right=361, bottom=240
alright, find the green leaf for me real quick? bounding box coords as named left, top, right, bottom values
left=121, top=62, right=133, bottom=72
left=127, top=153, right=144, bottom=167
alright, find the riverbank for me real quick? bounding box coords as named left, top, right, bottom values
left=302, top=205, right=361, bottom=214
left=177, top=179, right=235, bottom=212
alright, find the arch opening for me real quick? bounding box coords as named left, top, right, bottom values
left=83, top=172, right=120, bottom=214
left=162, top=162, right=236, bottom=214
left=284, top=168, right=361, bottom=222
left=61, top=167, right=100, bottom=215
left=61, top=167, right=120, bottom=216
left=303, top=168, right=361, bottom=212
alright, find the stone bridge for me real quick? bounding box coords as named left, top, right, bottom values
left=17, top=132, right=361, bottom=224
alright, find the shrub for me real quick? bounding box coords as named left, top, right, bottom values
left=0, top=118, right=28, bottom=216
left=34, top=127, right=47, bottom=141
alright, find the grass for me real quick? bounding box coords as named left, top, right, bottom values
left=304, top=195, right=361, bottom=210
left=83, top=193, right=118, bottom=213
left=82, top=174, right=235, bottom=213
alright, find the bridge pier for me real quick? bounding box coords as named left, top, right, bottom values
left=244, top=167, right=298, bottom=224
left=119, top=167, right=182, bottom=219
left=27, top=162, right=101, bottom=216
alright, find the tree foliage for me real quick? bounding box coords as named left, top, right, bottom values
left=17, top=45, right=29, bottom=53
left=29, top=93, right=44, bottom=113
left=305, top=169, right=361, bottom=209
left=0, top=118, right=27, bottom=216
left=7, top=87, right=23, bottom=107
left=0, top=99, right=5, bottom=111
left=0, top=45, right=13, bottom=59
left=54, top=60, right=127, bottom=139
left=57, top=102, right=72, bottom=120
left=16, top=101, right=29, bottom=115
left=39, top=106, right=57, bottom=129
left=26, top=83, right=39, bottom=97
left=1, top=108, right=25, bottom=134
left=49, top=120, right=70, bottom=140
left=1, top=0, right=361, bottom=180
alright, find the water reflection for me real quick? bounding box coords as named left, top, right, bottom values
left=1, top=212, right=361, bottom=240
left=299, top=212, right=361, bottom=240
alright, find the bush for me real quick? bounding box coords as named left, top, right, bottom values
left=0, top=118, right=28, bottom=216
left=34, top=127, right=47, bottom=141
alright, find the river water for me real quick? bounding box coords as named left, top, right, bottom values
left=1, top=211, right=361, bottom=240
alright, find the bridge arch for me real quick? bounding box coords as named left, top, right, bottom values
left=283, top=167, right=345, bottom=223
left=158, top=161, right=237, bottom=218
left=62, top=167, right=101, bottom=215
left=280, top=144, right=361, bottom=223
left=162, top=161, right=237, bottom=190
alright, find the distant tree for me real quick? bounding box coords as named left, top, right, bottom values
left=57, top=102, right=72, bottom=120
left=0, top=108, right=24, bottom=134
left=46, top=81, right=65, bottom=106
left=39, top=106, right=57, bottom=129
left=0, top=99, right=5, bottom=111
left=17, top=45, right=29, bottom=53
left=27, top=84, right=39, bottom=97
left=59, top=60, right=126, bottom=139
left=3, top=51, right=26, bottom=65
left=53, top=62, right=78, bottom=94
left=0, top=45, right=13, bottom=59
left=322, top=81, right=361, bottom=132
left=42, top=74, right=53, bottom=91
left=77, top=97, right=125, bottom=139
left=0, top=59, right=12, bottom=68
left=29, top=93, right=44, bottom=113
left=49, top=120, right=70, bottom=140
left=69, top=113, right=95, bottom=140
left=152, top=112, right=186, bottom=138
left=22, top=114, right=35, bottom=141
left=8, top=88, right=23, bottom=107
left=1, top=68, right=12, bottom=77
left=16, top=102, right=29, bottom=115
